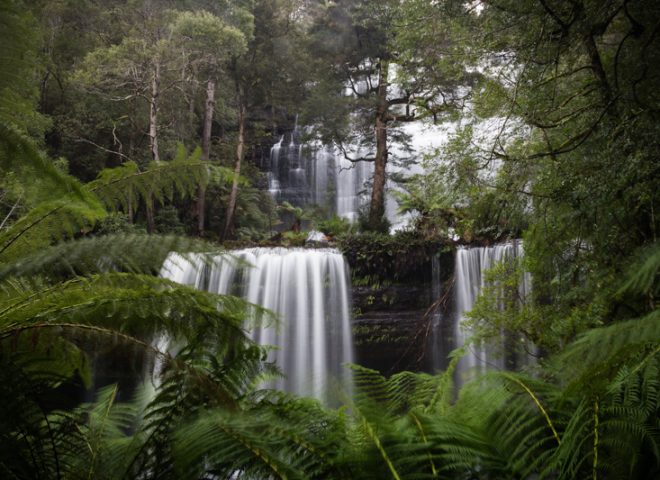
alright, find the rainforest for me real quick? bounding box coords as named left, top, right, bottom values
left=1, top=0, right=659, bottom=478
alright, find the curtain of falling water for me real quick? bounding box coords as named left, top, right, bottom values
left=448, top=240, right=531, bottom=382
left=160, top=248, right=354, bottom=403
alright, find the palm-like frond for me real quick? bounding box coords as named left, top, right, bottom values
left=617, top=241, right=660, bottom=298
left=87, top=145, right=232, bottom=213
left=0, top=194, right=107, bottom=263
left=0, top=273, right=256, bottom=342
left=554, top=310, right=660, bottom=395
left=0, top=233, right=221, bottom=281
left=0, top=123, right=87, bottom=204
left=173, top=393, right=348, bottom=480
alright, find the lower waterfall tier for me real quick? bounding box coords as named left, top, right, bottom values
left=161, top=248, right=354, bottom=403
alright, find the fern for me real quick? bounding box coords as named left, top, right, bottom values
left=0, top=194, right=107, bottom=262
left=617, top=241, right=660, bottom=298
left=173, top=395, right=347, bottom=479
left=555, top=310, right=660, bottom=396
left=0, top=233, right=222, bottom=281
left=88, top=145, right=233, bottom=212
left=0, top=123, right=87, bottom=204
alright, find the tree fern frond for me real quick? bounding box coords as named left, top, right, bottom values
left=0, top=273, right=265, bottom=353
left=349, top=365, right=440, bottom=417
left=173, top=397, right=345, bottom=480
left=0, top=123, right=87, bottom=205
left=556, top=311, right=660, bottom=395
left=617, top=241, right=660, bottom=297
left=426, top=350, right=459, bottom=414
left=0, top=194, right=107, bottom=262
left=87, top=145, right=234, bottom=212
left=0, top=233, right=223, bottom=281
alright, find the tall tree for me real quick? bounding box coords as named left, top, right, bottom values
left=222, top=0, right=308, bottom=240
left=472, top=0, right=660, bottom=340
left=304, top=0, right=474, bottom=231
left=397, top=0, right=660, bottom=347
left=171, top=8, right=250, bottom=236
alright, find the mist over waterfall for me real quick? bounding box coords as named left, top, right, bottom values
left=433, top=241, right=532, bottom=381
left=161, top=248, right=354, bottom=403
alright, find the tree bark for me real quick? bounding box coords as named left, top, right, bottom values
left=127, top=192, right=134, bottom=223
left=147, top=60, right=159, bottom=231
left=145, top=194, right=155, bottom=234
left=368, top=60, right=389, bottom=231
left=202, top=78, right=215, bottom=159
left=149, top=60, right=161, bottom=162
left=223, top=97, right=246, bottom=240
left=196, top=77, right=216, bottom=236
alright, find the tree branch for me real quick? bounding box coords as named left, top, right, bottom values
left=0, top=195, right=21, bottom=231
left=74, top=138, right=133, bottom=162
left=336, top=140, right=375, bottom=163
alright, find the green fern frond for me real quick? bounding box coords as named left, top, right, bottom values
left=0, top=193, right=107, bottom=263
left=173, top=395, right=346, bottom=479
left=0, top=123, right=87, bottom=204
left=0, top=273, right=262, bottom=349
left=0, top=233, right=222, bottom=281
left=617, top=241, right=660, bottom=297
left=88, top=145, right=234, bottom=212
left=556, top=311, right=660, bottom=395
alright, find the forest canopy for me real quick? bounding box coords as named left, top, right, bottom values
left=0, top=0, right=659, bottom=478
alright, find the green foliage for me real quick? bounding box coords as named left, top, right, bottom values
left=0, top=0, right=50, bottom=136
left=0, top=191, right=107, bottom=263
left=397, top=125, right=531, bottom=242
left=88, top=145, right=219, bottom=212
left=466, top=257, right=556, bottom=352
left=174, top=393, right=346, bottom=479
left=170, top=9, right=250, bottom=67
left=0, top=71, right=278, bottom=478
left=316, top=214, right=353, bottom=238
left=280, top=230, right=307, bottom=247
left=338, top=230, right=443, bottom=284
left=1, top=1, right=659, bottom=479
left=94, top=213, right=144, bottom=235
left=0, top=123, right=87, bottom=205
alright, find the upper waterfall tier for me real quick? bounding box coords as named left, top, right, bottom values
left=161, top=248, right=354, bottom=403
left=262, top=128, right=371, bottom=222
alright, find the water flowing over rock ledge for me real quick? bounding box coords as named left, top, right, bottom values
left=161, top=248, right=354, bottom=403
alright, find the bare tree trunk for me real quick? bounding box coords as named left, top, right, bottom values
left=149, top=60, right=160, bottom=162
left=127, top=191, right=134, bottom=223
left=202, top=78, right=215, bottom=159
left=368, top=60, right=389, bottom=231
left=223, top=98, right=246, bottom=240
left=145, top=194, right=155, bottom=233
left=196, top=77, right=216, bottom=236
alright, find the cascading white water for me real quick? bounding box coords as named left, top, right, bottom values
left=263, top=121, right=372, bottom=221
left=160, top=248, right=354, bottom=403
left=439, top=241, right=531, bottom=381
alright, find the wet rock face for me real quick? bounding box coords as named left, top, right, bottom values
left=351, top=282, right=433, bottom=375
left=348, top=250, right=455, bottom=376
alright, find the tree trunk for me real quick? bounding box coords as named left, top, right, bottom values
left=149, top=60, right=160, bottom=162
left=145, top=194, right=155, bottom=234
left=223, top=98, right=246, bottom=240
left=127, top=191, right=134, bottom=223
left=202, top=78, right=215, bottom=159
left=196, top=77, right=216, bottom=236
left=368, top=60, right=389, bottom=231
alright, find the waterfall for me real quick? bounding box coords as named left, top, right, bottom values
left=432, top=240, right=531, bottom=381
left=263, top=122, right=371, bottom=222
left=161, top=248, right=354, bottom=403
left=262, top=117, right=449, bottom=230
